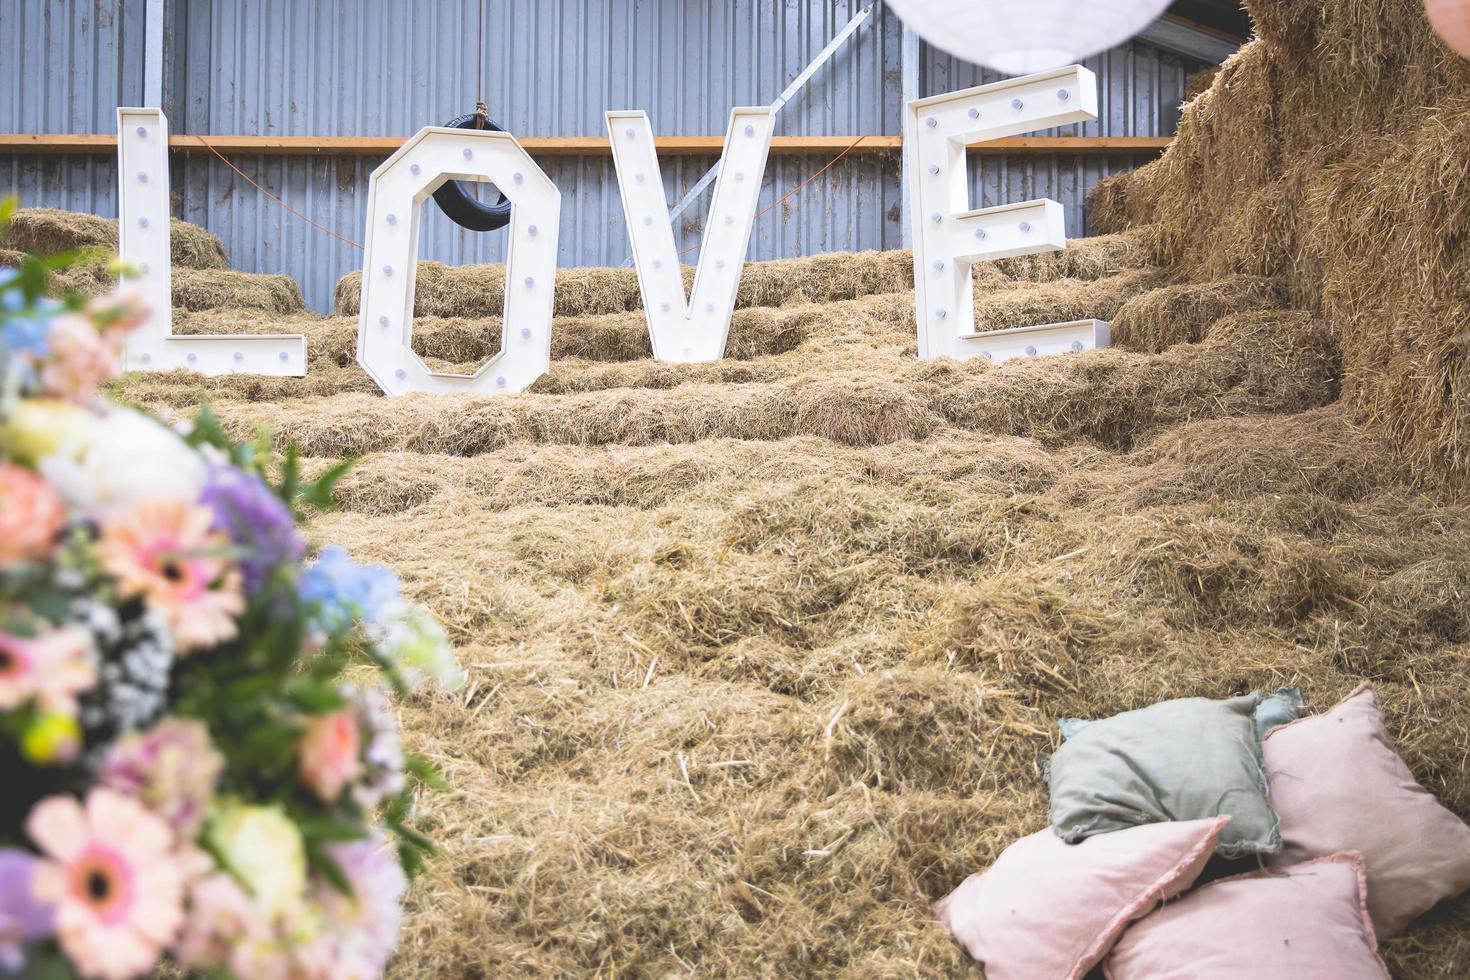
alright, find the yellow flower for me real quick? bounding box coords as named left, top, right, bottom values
left=0, top=398, right=94, bottom=466
left=206, top=803, right=307, bottom=916
left=21, top=712, right=82, bottom=765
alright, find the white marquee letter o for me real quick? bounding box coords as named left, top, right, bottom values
left=356, top=127, right=560, bottom=397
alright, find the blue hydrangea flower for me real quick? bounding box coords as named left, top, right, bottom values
left=300, top=546, right=402, bottom=633
left=1, top=315, right=51, bottom=356
left=200, top=463, right=305, bottom=593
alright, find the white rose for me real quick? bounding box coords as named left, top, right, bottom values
left=39, top=406, right=207, bottom=518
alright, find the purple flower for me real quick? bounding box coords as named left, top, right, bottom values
left=0, top=849, right=54, bottom=972
left=199, top=464, right=304, bottom=593
left=307, top=831, right=407, bottom=978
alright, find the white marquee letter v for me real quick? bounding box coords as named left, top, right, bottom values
left=606, top=108, right=774, bottom=363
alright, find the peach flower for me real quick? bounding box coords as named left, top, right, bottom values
left=298, top=710, right=362, bottom=803
left=0, top=626, right=96, bottom=714
left=40, top=313, right=128, bottom=403
left=0, top=463, right=66, bottom=565
left=96, top=500, right=243, bottom=653
left=26, top=789, right=187, bottom=980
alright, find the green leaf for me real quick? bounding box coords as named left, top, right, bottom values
left=187, top=402, right=231, bottom=452
left=299, top=455, right=358, bottom=511
left=387, top=814, right=436, bottom=855
left=406, top=753, right=448, bottom=791
left=285, top=681, right=349, bottom=712
left=305, top=839, right=353, bottom=897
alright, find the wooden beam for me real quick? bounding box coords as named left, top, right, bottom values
left=1138, top=14, right=1242, bottom=63
left=0, top=133, right=1173, bottom=158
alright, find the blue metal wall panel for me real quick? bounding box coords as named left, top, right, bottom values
left=1, top=1, right=1211, bottom=312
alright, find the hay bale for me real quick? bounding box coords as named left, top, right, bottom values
left=1183, top=66, right=1221, bottom=104
left=971, top=268, right=1172, bottom=333
left=2, top=207, right=229, bottom=269
left=1111, top=276, right=1284, bottom=351
left=0, top=249, right=25, bottom=269
left=915, top=309, right=1341, bottom=449
left=991, top=230, right=1157, bottom=281
left=173, top=269, right=305, bottom=312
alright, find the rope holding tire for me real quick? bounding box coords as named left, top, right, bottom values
left=431, top=113, right=514, bottom=232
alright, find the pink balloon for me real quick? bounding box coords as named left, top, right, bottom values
left=1427, top=0, right=1470, bottom=58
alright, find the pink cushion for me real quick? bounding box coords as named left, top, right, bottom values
left=933, top=817, right=1226, bottom=980
left=1103, top=853, right=1389, bottom=979
left=1263, top=684, right=1470, bottom=936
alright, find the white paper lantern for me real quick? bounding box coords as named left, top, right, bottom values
left=885, top=0, right=1173, bottom=75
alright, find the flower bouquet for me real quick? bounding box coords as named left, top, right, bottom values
left=0, top=199, right=462, bottom=979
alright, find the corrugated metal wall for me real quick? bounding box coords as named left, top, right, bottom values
left=1, top=0, right=1210, bottom=311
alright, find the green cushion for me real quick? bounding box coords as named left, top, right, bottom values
left=1047, top=694, right=1281, bottom=858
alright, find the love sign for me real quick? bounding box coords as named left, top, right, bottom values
left=116, top=65, right=1109, bottom=395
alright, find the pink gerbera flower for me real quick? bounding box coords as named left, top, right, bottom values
left=26, top=789, right=188, bottom=980
left=0, top=626, right=97, bottom=714
left=96, top=500, right=244, bottom=653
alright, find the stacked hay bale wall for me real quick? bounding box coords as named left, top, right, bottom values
left=1091, top=0, right=1470, bottom=485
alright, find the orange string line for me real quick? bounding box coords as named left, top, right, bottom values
left=674, top=133, right=869, bottom=260
left=192, top=134, right=365, bottom=250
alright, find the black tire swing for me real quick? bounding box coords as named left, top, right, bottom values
left=431, top=112, right=513, bottom=232
left=431, top=0, right=511, bottom=233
